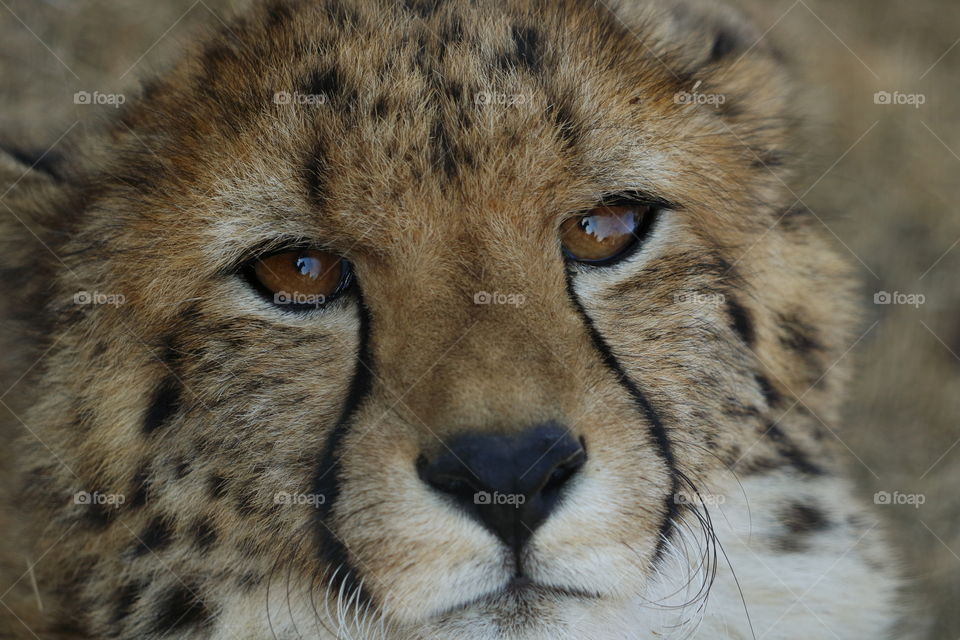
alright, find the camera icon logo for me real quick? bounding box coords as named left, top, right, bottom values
left=874, top=491, right=892, bottom=505
left=474, top=491, right=491, bottom=505
left=874, top=91, right=892, bottom=105
left=273, top=91, right=292, bottom=105
left=474, top=291, right=491, bottom=305
left=874, top=291, right=892, bottom=305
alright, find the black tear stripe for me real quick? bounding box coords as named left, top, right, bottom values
left=563, top=276, right=679, bottom=561
left=709, top=30, right=738, bottom=62
left=312, top=291, right=373, bottom=610
left=154, top=585, right=211, bottom=635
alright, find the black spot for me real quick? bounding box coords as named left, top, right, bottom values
left=321, top=0, right=359, bottom=28
left=303, top=67, right=340, bottom=103
left=303, top=143, right=328, bottom=209
left=431, top=119, right=457, bottom=180
left=129, top=464, right=151, bottom=509
left=779, top=314, right=822, bottom=354
left=710, top=30, right=739, bottom=61
left=726, top=296, right=755, bottom=345
left=752, top=149, right=786, bottom=169
left=766, top=425, right=825, bottom=475
left=235, top=490, right=257, bottom=518
left=547, top=99, right=581, bottom=150
left=265, top=0, right=294, bottom=27
left=766, top=423, right=786, bottom=442
left=403, top=0, right=443, bottom=18
left=782, top=502, right=831, bottom=534
left=779, top=445, right=824, bottom=476
left=716, top=100, right=744, bottom=118
left=779, top=204, right=812, bottom=229
left=371, top=96, right=389, bottom=119
left=81, top=501, right=117, bottom=531
left=208, top=475, right=229, bottom=500
left=236, top=572, right=263, bottom=591
left=443, top=15, right=464, bottom=44
left=511, top=26, right=541, bottom=71
left=133, top=517, right=173, bottom=557
left=154, top=586, right=210, bottom=635
left=192, top=518, right=218, bottom=553
left=754, top=374, right=781, bottom=407
left=173, top=458, right=190, bottom=479
left=111, top=581, right=144, bottom=624
left=144, top=379, right=181, bottom=434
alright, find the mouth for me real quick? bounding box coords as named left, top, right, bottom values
left=436, top=576, right=602, bottom=618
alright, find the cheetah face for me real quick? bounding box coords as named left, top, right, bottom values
left=5, top=0, right=872, bottom=638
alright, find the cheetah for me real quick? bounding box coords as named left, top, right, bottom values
left=0, top=0, right=901, bottom=638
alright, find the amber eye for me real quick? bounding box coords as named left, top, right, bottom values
left=246, top=248, right=351, bottom=309
left=560, top=204, right=655, bottom=264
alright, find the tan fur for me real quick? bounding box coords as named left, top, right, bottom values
left=0, top=0, right=898, bottom=638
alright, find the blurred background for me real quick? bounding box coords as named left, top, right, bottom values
left=0, top=0, right=957, bottom=637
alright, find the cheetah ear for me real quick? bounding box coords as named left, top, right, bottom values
left=0, top=143, right=74, bottom=335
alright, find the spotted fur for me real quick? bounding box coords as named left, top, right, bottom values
left=0, top=0, right=900, bottom=638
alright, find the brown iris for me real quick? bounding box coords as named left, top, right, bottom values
left=250, top=248, right=348, bottom=307
left=560, top=204, right=652, bottom=263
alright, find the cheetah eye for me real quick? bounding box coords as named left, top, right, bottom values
left=560, top=203, right=657, bottom=265
left=243, top=248, right=352, bottom=310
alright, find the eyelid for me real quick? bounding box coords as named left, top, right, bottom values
left=596, top=190, right=678, bottom=211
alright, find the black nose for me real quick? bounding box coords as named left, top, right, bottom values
left=417, top=423, right=586, bottom=551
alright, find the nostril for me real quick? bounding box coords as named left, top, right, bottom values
left=431, top=474, right=477, bottom=498
left=541, top=447, right=587, bottom=494
left=417, top=454, right=478, bottom=499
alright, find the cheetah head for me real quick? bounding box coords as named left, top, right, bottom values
left=0, top=0, right=868, bottom=638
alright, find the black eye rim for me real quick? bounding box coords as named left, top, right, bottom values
left=238, top=245, right=354, bottom=312
left=562, top=196, right=664, bottom=267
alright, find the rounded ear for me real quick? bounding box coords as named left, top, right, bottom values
left=0, top=144, right=75, bottom=351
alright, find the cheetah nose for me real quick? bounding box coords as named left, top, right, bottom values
left=417, top=423, right=586, bottom=551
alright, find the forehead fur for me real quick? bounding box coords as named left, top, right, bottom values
left=86, top=0, right=792, bottom=280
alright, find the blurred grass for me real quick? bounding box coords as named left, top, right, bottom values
left=1, top=0, right=958, bottom=637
